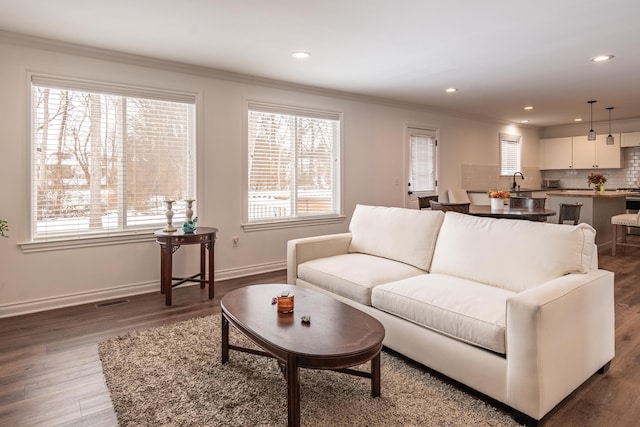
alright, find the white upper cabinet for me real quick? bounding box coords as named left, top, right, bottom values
left=540, top=137, right=572, bottom=169
left=621, top=132, right=640, bottom=147
left=572, top=134, right=621, bottom=169
left=541, top=134, right=621, bottom=170
left=571, top=136, right=596, bottom=169
left=597, top=133, right=622, bottom=168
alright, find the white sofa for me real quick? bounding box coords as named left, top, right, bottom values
left=287, top=204, right=615, bottom=425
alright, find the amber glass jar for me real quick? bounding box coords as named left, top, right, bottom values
left=277, top=294, right=294, bottom=313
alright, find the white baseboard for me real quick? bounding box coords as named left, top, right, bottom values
left=0, top=280, right=159, bottom=319
left=214, top=260, right=286, bottom=281
left=0, top=260, right=287, bottom=318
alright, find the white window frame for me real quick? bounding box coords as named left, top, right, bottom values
left=500, top=133, right=521, bottom=176
left=242, top=100, right=344, bottom=231
left=22, top=73, right=198, bottom=252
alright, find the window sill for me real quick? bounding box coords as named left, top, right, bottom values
left=18, top=230, right=158, bottom=253
left=242, top=215, right=346, bottom=232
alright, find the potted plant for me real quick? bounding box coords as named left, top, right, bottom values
left=487, top=190, right=510, bottom=210
left=587, top=173, right=607, bottom=193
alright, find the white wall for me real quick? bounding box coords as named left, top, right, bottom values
left=0, top=36, right=539, bottom=317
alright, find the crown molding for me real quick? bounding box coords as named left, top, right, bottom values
left=0, top=29, right=516, bottom=127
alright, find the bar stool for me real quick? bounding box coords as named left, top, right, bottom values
left=558, top=203, right=583, bottom=225
left=611, top=211, right=640, bottom=256
left=509, top=197, right=547, bottom=221
left=510, top=197, right=546, bottom=210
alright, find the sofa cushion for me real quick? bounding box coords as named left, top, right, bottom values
left=371, top=274, right=515, bottom=354
left=348, top=204, right=445, bottom=271
left=430, top=213, right=596, bottom=293
left=297, top=253, right=426, bottom=305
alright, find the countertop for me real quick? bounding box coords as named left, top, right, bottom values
left=545, top=190, right=635, bottom=198
left=469, top=188, right=638, bottom=198
left=467, top=188, right=547, bottom=193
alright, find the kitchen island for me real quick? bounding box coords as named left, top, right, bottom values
left=546, top=190, right=633, bottom=248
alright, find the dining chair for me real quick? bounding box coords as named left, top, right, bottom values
left=429, top=200, right=470, bottom=214
left=417, top=195, right=438, bottom=210
left=558, top=203, right=583, bottom=225
left=611, top=211, right=640, bottom=256
left=509, top=196, right=546, bottom=210
left=447, top=189, right=471, bottom=204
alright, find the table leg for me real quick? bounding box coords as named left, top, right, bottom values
left=199, top=243, right=206, bottom=289
left=159, top=245, right=166, bottom=295
left=371, top=352, right=381, bottom=397
left=164, top=243, right=173, bottom=306
left=286, top=354, right=301, bottom=427
left=221, top=313, right=229, bottom=364
left=208, top=240, right=215, bottom=300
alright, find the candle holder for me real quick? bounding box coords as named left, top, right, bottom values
left=164, top=200, right=177, bottom=232
left=185, top=199, right=195, bottom=223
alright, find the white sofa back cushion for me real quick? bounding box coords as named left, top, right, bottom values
left=348, top=205, right=445, bottom=271
left=430, top=213, right=596, bottom=292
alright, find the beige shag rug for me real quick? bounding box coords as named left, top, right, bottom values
left=98, top=315, right=521, bottom=426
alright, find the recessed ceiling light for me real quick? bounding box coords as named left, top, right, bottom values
left=520, top=120, right=529, bottom=123
left=524, top=106, right=533, bottom=110
left=291, top=51, right=311, bottom=59
left=445, top=87, right=458, bottom=93
left=574, top=118, right=583, bottom=122
left=591, top=54, right=614, bottom=62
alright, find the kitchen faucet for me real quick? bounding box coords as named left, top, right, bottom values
left=512, top=172, right=525, bottom=191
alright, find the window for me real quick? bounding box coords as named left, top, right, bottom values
left=408, top=127, right=437, bottom=195
left=500, top=133, right=521, bottom=175
left=30, top=75, right=196, bottom=241
left=246, top=102, right=341, bottom=226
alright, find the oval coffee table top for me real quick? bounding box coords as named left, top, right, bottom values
left=221, top=284, right=385, bottom=364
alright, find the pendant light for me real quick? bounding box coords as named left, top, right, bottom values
left=587, top=100, right=597, bottom=141
left=606, top=107, right=615, bottom=144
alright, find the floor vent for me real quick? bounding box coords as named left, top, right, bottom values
left=95, top=298, right=130, bottom=308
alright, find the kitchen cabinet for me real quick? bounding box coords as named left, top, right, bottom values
left=572, top=134, right=621, bottom=169
left=540, top=134, right=622, bottom=170
left=540, top=137, right=572, bottom=169
left=621, top=132, right=640, bottom=148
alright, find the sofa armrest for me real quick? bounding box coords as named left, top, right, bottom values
left=505, top=269, right=615, bottom=419
left=286, top=233, right=352, bottom=284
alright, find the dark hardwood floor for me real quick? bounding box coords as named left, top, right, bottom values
left=1, top=242, right=639, bottom=426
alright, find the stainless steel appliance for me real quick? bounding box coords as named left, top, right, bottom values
left=543, top=179, right=560, bottom=188
left=618, top=188, right=640, bottom=235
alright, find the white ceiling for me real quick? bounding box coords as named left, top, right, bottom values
left=1, top=0, right=639, bottom=128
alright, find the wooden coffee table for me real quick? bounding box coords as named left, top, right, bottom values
left=221, top=284, right=385, bottom=427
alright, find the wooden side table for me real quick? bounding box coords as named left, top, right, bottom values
left=154, top=227, right=218, bottom=306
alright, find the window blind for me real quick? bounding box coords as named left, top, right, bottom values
left=500, top=133, right=521, bottom=175
left=247, top=104, right=341, bottom=222
left=409, top=129, right=437, bottom=192
left=31, top=78, right=196, bottom=240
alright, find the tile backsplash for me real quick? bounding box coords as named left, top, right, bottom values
left=461, top=164, right=542, bottom=191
